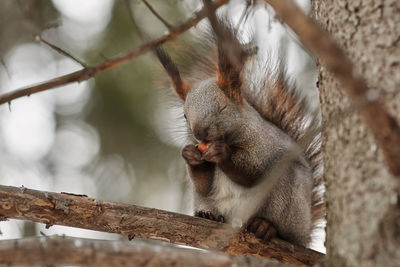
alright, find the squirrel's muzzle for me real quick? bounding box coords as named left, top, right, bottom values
left=193, top=125, right=210, bottom=142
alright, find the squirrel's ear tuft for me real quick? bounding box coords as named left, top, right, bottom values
left=203, top=0, right=249, bottom=104
left=155, top=47, right=190, bottom=101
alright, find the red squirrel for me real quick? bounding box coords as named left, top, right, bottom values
left=155, top=13, right=323, bottom=247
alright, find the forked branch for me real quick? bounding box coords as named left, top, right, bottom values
left=33, top=34, right=87, bottom=68
left=0, top=0, right=228, bottom=105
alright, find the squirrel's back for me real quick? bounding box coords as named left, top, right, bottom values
left=243, top=58, right=325, bottom=228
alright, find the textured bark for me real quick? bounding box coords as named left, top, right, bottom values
left=0, top=185, right=323, bottom=266
left=312, top=1, right=400, bottom=267
left=264, top=0, right=400, bottom=180
left=0, top=236, right=293, bottom=267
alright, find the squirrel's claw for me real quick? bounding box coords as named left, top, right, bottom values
left=246, top=217, right=278, bottom=241
left=195, top=210, right=225, bottom=223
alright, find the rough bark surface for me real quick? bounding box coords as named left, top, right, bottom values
left=0, top=185, right=323, bottom=266
left=264, top=0, right=400, bottom=179
left=312, top=1, right=400, bottom=267
left=0, top=236, right=293, bottom=267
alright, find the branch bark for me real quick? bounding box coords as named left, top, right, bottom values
left=0, top=0, right=228, bottom=105
left=0, top=185, right=323, bottom=266
left=264, top=0, right=400, bottom=179
left=33, top=34, right=87, bottom=68
left=141, top=0, right=172, bottom=29
left=0, top=236, right=293, bottom=267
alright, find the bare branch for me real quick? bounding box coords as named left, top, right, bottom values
left=0, top=236, right=293, bottom=267
left=0, top=0, right=229, bottom=106
left=33, top=34, right=87, bottom=68
left=0, top=185, right=323, bottom=266
left=264, top=0, right=400, bottom=179
left=142, top=0, right=172, bottom=30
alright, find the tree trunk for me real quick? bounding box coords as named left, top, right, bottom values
left=312, top=1, right=400, bottom=267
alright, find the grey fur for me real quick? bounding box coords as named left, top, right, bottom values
left=184, top=78, right=314, bottom=247
left=154, top=20, right=322, bottom=248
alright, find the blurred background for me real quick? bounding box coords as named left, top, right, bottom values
left=0, top=0, right=322, bottom=251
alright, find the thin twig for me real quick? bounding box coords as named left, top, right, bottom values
left=0, top=185, right=323, bottom=266
left=0, top=0, right=229, bottom=106
left=264, top=0, right=400, bottom=178
left=33, top=34, right=87, bottom=68
left=142, top=0, right=172, bottom=30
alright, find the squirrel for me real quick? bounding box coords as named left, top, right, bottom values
left=154, top=14, right=324, bottom=247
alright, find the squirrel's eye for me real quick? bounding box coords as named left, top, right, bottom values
left=219, top=105, right=227, bottom=113
left=183, top=114, right=187, bottom=120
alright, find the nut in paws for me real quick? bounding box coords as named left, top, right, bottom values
left=202, top=141, right=231, bottom=164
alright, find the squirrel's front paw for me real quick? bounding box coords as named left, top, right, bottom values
left=246, top=217, right=277, bottom=241
left=202, top=141, right=231, bottom=164
left=195, top=210, right=225, bottom=223
left=182, top=145, right=205, bottom=166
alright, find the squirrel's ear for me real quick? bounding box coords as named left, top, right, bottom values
left=203, top=0, right=248, bottom=104
left=155, top=47, right=190, bottom=101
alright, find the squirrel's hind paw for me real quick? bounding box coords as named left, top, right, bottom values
left=195, top=210, right=225, bottom=223
left=246, top=217, right=277, bottom=241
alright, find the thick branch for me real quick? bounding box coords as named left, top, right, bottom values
left=0, top=236, right=292, bottom=267
left=264, top=0, right=400, bottom=178
left=0, top=185, right=323, bottom=266
left=0, top=0, right=228, bottom=105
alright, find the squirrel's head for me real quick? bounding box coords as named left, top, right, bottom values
left=156, top=15, right=250, bottom=143
left=184, top=78, right=242, bottom=142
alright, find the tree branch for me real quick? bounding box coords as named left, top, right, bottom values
left=0, top=185, right=323, bottom=266
left=264, top=0, right=400, bottom=179
left=0, top=0, right=228, bottom=106
left=142, top=0, right=172, bottom=29
left=33, top=34, right=87, bottom=68
left=0, top=235, right=293, bottom=267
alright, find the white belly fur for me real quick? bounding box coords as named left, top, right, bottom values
left=210, top=168, right=270, bottom=227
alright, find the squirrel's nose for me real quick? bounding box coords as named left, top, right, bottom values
left=193, top=126, right=209, bottom=141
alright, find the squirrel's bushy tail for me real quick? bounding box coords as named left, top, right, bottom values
left=244, top=62, right=325, bottom=227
